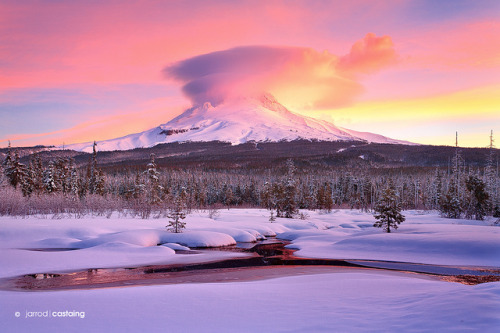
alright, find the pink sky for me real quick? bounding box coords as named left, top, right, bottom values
left=1, top=0, right=499, bottom=147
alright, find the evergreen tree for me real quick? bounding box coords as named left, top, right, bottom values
left=69, top=159, right=79, bottom=197
left=129, top=172, right=145, bottom=199
left=261, top=181, right=274, bottom=209
left=144, top=153, right=162, bottom=204
left=222, top=183, right=233, bottom=207
left=465, top=175, right=489, bottom=220
left=86, top=141, right=105, bottom=195
left=484, top=130, right=498, bottom=214
left=31, top=156, right=45, bottom=193
left=373, top=181, right=405, bottom=233
left=316, top=182, right=333, bottom=212
left=451, top=132, right=465, bottom=204
left=20, top=161, right=35, bottom=197
left=430, top=169, right=443, bottom=209
left=439, top=178, right=462, bottom=219
left=43, top=161, right=57, bottom=193
left=167, top=187, right=187, bottom=233
left=261, top=181, right=277, bottom=220
left=280, top=159, right=298, bottom=218
left=53, top=158, right=70, bottom=193
left=3, top=144, right=28, bottom=189
left=2, top=141, right=13, bottom=175
left=87, top=141, right=98, bottom=194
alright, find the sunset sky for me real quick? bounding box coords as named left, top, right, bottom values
left=1, top=0, right=499, bottom=148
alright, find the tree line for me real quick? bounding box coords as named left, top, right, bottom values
left=1, top=140, right=499, bottom=223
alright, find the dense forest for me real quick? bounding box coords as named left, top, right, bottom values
left=1, top=140, right=499, bottom=222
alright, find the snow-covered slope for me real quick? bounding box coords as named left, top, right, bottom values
left=67, top=94, right=413, bottom=152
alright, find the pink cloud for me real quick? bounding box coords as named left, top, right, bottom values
left=164, top=34, right=397, bottom=109
left=339, top=33, right=398, bottom=75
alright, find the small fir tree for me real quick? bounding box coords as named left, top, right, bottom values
left=373, top=181, right=405, bottom=233
left=167, top=187, right=188, bottom=233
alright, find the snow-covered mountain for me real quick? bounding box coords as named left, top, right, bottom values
left=67, top=94, right=413, bottom=152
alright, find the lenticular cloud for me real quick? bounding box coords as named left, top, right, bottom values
left=164, top=33, right=397, bottom=109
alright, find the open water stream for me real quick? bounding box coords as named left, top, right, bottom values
left=2, top=238, right=499, bottom=291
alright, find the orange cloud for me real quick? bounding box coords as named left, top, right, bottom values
left=164, top=34, right=397, bottom=110
left=339, top=33, right=398, bottom=75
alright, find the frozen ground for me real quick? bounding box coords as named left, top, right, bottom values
left=1, top=209, right=499, bottom=332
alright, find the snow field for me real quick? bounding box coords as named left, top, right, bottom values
left=1, top=209, right=499, bottom=332
left=1, top=272, right=499, bottom=332
left=1, top=209, right=499, bottom=279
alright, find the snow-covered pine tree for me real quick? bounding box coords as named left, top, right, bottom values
left=167, top=187, right=187, bottom=233
left=281, top=159, right=298, bottom=218
left=484, top=130, right=498, bottom=215
left=1, top=141, right=13, bottom=174
left=361, top=175, right=373, bottom=211
left=316, top=181, right=333, bottom=212
left=144, top=153, right=162, bottom=205
left=373, top=180, right=405, bottom=233
left=261, top=180, right=277, bottom=220
left=439, top=133, right=467, bottom=218
left=233, top=185, right=243, bottom=206
left=2, top=143, right=28, bottom=190
left=430, top=169, right=443, bottom=209
left=439, top=177, right=462, bottom=218
left=222, top=183, right=233, bottom=207
left=31, top=155, right=44, bottom=193
left=85, top=142, right=105, bottom=195
left=43, top=161, right=57, bottom=193
left=128, top=172, right=144, bottom=199
left=69, top=159, right=79, bottom=198
left=53, top=158, right=70, bottom=193
left=451, top=132, right=465, bottom=205
left=260, top=181, right=272, bottom=209
left=20, top=162, right=36, bottom=197
left=465, top=174, right=489, bottom=220
left=87, top=141, right=98, bottom=194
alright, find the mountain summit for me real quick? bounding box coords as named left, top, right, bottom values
left=67, top=94, right=413, bottom=152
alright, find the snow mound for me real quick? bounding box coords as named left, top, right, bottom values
left=200, top=227, right=262, bottom=242
left=72, top=230, right=162, bottom=248
left=161, top=243, right=191, bottom=251
left=159, top=231, right=236, bottom=247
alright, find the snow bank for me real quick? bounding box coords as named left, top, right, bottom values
left=1, top=272, right=498, bottom=332
left=280, top=210, right=500, bottom=267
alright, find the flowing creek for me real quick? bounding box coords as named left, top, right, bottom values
left=2, top=238, right=500, bottom=291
